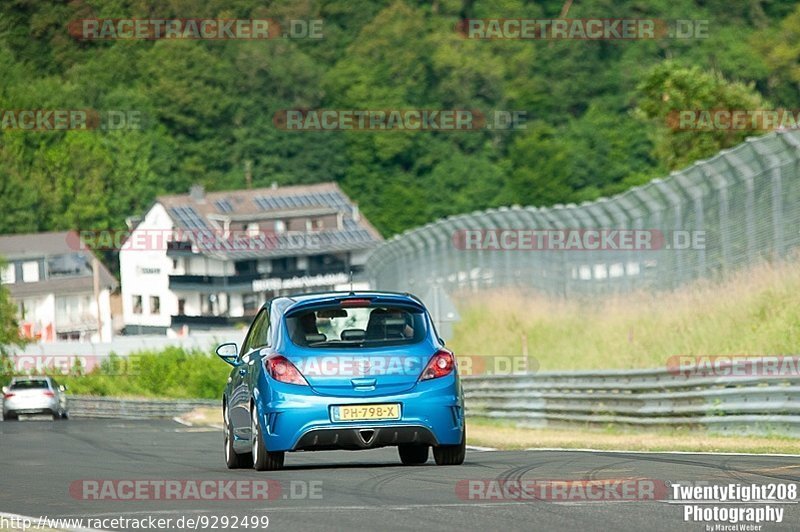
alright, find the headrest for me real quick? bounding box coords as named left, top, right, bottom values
left=381, top=317, right=406, bottom=327
left=340, top=329, right=366, bottom=341
left=305, top=333, right=327, bottom=344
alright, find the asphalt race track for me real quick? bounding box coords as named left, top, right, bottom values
left=1, top=419, right=798, bottom=531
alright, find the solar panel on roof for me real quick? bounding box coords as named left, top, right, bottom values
left=215, top=199, right=233, bottom=213
left=170, top=206, right=209, bottom=230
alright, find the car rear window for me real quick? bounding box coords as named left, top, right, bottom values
left=10, top=380, right=49, bottom=390
left=286, top=305, right=427, bottom=348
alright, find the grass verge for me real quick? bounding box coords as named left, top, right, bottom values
left=449, top=258, right=800, bottom=371
left=467, top=418, right=800, bottom=454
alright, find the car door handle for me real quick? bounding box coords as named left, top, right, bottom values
left=351, top=378, right=377, bottom=387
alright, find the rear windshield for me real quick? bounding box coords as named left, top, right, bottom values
left=10, top=380, right=49, bottom=390
left=286, top=306, right=427, bottom=348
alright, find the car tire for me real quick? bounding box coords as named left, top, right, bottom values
left=398, top=444, right=429, bottom=465
left=433, top=427, right=466, bottom=466
left=224, top=404, right=252, bottom=469
left=52, top=410, right=60, bottom=421
left=61, top=411, right=69, bottom=420
left=3, top=412, right=17, bottom=421
left=251, top=405, right=284, bottom=471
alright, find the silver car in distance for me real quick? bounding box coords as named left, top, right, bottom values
left=2, top=376, right=69, bottom=420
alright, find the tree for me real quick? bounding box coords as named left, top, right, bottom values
left=0, top=260, right=25, bottom=358
left=635, top=61, right=768, bottom=171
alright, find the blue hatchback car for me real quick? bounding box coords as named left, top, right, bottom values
left=216, top=291, right=465, bottom=470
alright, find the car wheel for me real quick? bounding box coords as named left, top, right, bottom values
left=3, top=412, right=17, bottom=421
left=251, top=405, right=284, bottom=471
left=61, top=411, right=69, bottom=420
left=398, top=444, right=429, bottom=465
left=433, top=427, right=466, bottom=466
left=224, top=404, right=252, bottom=469
left=52, top=410, right=60, bottom=421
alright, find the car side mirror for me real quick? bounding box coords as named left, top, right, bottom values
left=59, top=385, right=67, bottom=392
left=1, top=386, right=7, bottom=395
left=216, top=343, right=239, bottom=366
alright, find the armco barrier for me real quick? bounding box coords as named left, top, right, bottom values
left=67, top=396, right=219, bottom=419
left=1, top=395, right=218, bottom=420
left=462, top=363, right=800, bottom=437
left=3, top=362, right=798, bottom=436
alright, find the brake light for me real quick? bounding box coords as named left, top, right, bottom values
left=266, top=355, right=308, bottom=385
left=340, top=298, right=372, bottom=308
left=43, top=391, right=55, bottom=397
left=3, top=393, right=14, bottom=399
left=420, top=350, right=455, bottom=380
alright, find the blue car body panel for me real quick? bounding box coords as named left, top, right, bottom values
left=222, top=291, right=465, bottom=454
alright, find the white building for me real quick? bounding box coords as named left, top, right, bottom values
left=0, top=231, right=117, bottom=342
left=120, top=182, right=383, bottom=334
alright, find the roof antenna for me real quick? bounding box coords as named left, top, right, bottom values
left=349, top=269, right=355, bottom=294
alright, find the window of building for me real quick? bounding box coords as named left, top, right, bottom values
left=22, top=261, right=39, bottom=283
left=1, top=264, right=14, bottom=284
left=150, top=296, right=160, bottom=315
left=274, top=220, right=286, bottom=233
left=47, top=254, right=88, bottom=278
left=178, top=298, right=186, bottom=315
left=132, top=295, right=143, bottom=314
left=243, top=293, right=259, bottom=313
left=235, top=260, right=258, bottom=275
left=272, top=256, right=297, bottom=272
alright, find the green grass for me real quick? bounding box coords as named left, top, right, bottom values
left=448, top=258, right=800, bottom=371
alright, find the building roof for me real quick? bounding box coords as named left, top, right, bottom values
left=157, top=182, right=383, bottom=259
left=0, top=231, right=118, bottom=297
left=0, top=231, right=80, bottom=260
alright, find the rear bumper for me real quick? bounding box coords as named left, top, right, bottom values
left=294, top=425, right=438, bottom=451
left=3, top=397, right=59, bottom=416
left=254, top=375, right=464, bottom=452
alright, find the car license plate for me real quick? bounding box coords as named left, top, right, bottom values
left=332, top=403, right=401, bottom=422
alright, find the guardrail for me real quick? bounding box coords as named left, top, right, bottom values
left=462, top=364, right=800, bottom=437
left=0, top=395, right=218, bottom=420
left=3, top=363, right=798, bottom=436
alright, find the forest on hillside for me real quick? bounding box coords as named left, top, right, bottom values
left=1, top=0, right=799, bottom=238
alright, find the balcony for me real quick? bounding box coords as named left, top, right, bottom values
left=171, top=314, right=251, bottom=329
left=168, top=273, right=261, bottom=291
left=308, top=264, right=348, bottom=276
left=166, top=241, right=194, bottom=255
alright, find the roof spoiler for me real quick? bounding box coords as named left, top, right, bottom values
left=285, top=293, right=426, bottom=317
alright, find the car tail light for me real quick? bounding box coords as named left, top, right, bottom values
left=3, top=392, right=14, bottom=399
left=420, top=350, right=455, bottom=381
left=266, top=355, right=308, bottom=386
left=43, top=391, right=55, bottom=397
